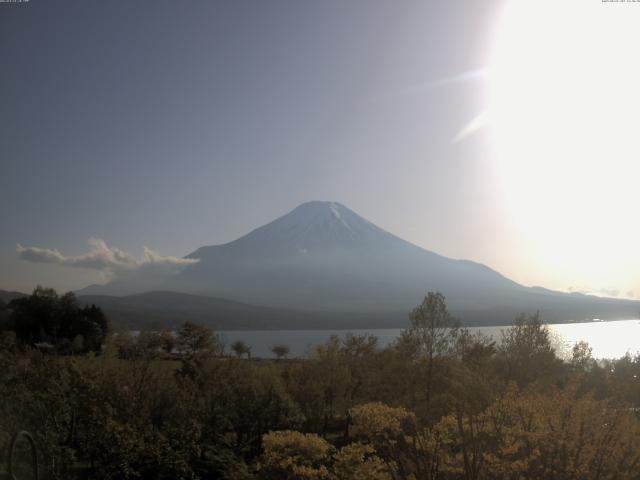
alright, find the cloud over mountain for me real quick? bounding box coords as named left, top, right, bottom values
left=17, top=238, right=198, bottom=279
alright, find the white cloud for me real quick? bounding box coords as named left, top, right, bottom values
left=17, top=238, right=198, bottom=278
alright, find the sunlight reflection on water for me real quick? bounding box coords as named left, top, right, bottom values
left=545, top=320, right=640, bottom=360
left=219, top=319, right=640, bottom=360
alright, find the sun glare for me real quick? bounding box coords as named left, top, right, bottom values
left=488, top=0, right=640, bottom=294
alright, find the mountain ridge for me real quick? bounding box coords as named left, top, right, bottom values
left=0, top=289, right=29, bottom=304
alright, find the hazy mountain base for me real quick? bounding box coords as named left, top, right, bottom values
left=3, top=288, right=638, bottom=331
left=78, top=290, right=638, bottom=331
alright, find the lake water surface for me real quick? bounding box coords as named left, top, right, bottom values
left=219, top=319, right=640, bottom=360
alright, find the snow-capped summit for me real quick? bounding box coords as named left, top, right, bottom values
left=161, top=201, right=521, bottom=312
left=188, top=201, right=395, bottom=258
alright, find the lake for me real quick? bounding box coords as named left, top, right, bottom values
left=218, top=319, right=640, bottom=360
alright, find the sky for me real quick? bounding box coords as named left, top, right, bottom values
left=1, top=0, right=638, bottom=299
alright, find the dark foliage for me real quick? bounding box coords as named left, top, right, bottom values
left=2, top=286, right=108, bottom=354
left=1, top=290, right=640, bottom=480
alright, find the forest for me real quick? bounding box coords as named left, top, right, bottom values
left=2, top=288, right=640, bottom=479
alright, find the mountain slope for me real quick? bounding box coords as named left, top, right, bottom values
left=80, top=201, right=640, bottom=325
left=165, top=201, right=639, bottom=322
left=162, top=201, right=525, bottom=312
left=0, top=289, right=29, bottom=304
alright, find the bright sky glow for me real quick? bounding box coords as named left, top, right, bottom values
left=488, top=0, right=640, bottom=298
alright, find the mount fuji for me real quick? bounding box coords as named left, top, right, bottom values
left=78, top=201, right=640, bottom=327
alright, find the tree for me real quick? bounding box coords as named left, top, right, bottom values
left=231, top=340, right=251, bottom=358
left=0, top=299, right=14, bottom=351
left=286, top=336, right=352, bottom=434
left=332, top=443, right=390, bottom=480
left=271, top=343, right=290, bottom=360
left=0, top=298, right=8, bottom=328
left=0, top=330, right=16, bottom=351
left=4, top=287, right=108, bottom=353
left=132, top=331, right=165, bottom=359
left=78, top=304, right=109, bottom=352
left=349, top=402, right=415, bottom=441
left=479, top=386, right=640, bottom=479
left=113, top=330, right=136, bottom=359
left=176, top=321, right=221, bottom=355
left=348, top=402, right=444, bottom=480
left=71, top=334, right=85, bottom=354
left=405, top=292, right=459, bottom=405
left=571, top=340, right=595, bottom=373
left=454, top=329, right=496, bottom=368
left=159, top=330, right=175, bottom=354
left=259, top=430, right=333, bottom=479
left=498, top=312, right=560, bottom=386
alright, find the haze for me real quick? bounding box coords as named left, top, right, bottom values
left=1, top=0, right=638, bottom=299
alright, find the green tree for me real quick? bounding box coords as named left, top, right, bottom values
left=176, top=321, right=221, bottom=355
left=498, top=312, right=561, bottom=386
left=285, top=336, right=352, bottom=433
left=571, top=340, right=596, bottom=373
left=406, top=292, right=459, bottom=406
left=5, top=287, right=108, bottom=353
